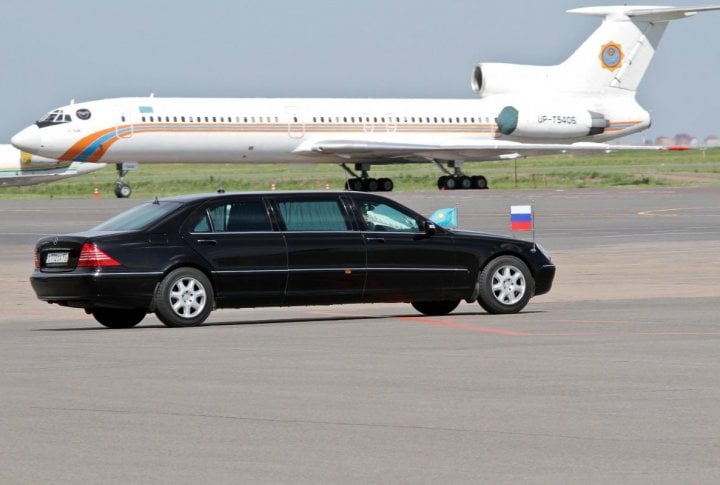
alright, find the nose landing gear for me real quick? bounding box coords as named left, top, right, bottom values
left=114, top=162, right=136, bottom=198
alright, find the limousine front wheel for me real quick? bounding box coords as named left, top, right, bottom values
left=477, top=256, right=534, bottom=314
left=411, top=300, right=460, bottom=316
left=155, top=267, right=214, bottom=327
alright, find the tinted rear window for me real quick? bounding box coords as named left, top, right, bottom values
left=277, top=200, right=349, bottom=231
left=92, top=201, right=183, bottom=231
left=192, top=200, right=271, bottom=233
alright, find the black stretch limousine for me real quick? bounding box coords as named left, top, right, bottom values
left=31, top=191, right=555, bottom=328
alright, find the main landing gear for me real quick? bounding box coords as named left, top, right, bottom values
left=342, top=163, right=394, bottom=192
left=114, top=163, right=133, bottom=198
left=340, top=160, right=489, bottom=192
left=435, top=160, right=488, bottom=190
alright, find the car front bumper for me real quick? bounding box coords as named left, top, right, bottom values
left=534, top=264, right=556, bottom=296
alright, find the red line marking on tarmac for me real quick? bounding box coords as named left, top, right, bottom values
left=304, top=312, right=720, bottom=337
left=554, top=319, right=632, bottom=325
left=398, top=316, right=529, bottom=336
left=534, top=331, right=720, bottom=337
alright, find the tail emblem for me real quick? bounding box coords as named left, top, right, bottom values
left=600, top=42, right=623, bottom=71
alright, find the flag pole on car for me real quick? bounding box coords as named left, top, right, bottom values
left=510, top=204, right=535, bottom=250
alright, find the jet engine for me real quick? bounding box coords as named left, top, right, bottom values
left=471, top=63, right=562, bottom=98
left=495, top=105, right=608, bottom=139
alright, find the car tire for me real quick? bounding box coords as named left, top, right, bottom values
left=411, top=300, right=460, bottom=316
left=154, top=268, right=214, bottom=327
left=477, top=256, right=534, bottom=314
left=92, top=308, right=145, bottom=328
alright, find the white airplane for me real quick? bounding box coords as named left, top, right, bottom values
left=0, top=144, right=105, bottom=187
left=11, top=5, right=720, bottom=195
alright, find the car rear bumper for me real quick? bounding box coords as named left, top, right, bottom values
left=534, top=264, right=556, bottom=296
left=30, top=271, right=162, bottom=310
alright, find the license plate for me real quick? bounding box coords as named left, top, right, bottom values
left=46, top=252, right=69, bottom=264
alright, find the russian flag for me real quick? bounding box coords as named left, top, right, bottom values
left=510, top=205, right=533, bottom=231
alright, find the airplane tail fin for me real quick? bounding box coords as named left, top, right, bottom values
left=472, top=5, right=720, bottom=97
left=561, top=5, right=720, bottom=93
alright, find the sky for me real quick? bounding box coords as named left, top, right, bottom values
left=1, top=0, right=719, bottom=142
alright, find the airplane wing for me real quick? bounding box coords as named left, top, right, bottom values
left=0, top=144, right=107, bottom=187
left=298, top=139, right=664, bottom=164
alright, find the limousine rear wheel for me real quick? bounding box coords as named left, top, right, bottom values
left=411, top=300, right=460, bottom=316
left=155, top=267, right=214, bottom=327
left=477, top=256, right=534, bottom=314
left=92, top=308, right=146, bottom=328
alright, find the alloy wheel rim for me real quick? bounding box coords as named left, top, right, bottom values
left=169, top=277, right=206, bottom=318
left=491, top=265, right=526, bottom=305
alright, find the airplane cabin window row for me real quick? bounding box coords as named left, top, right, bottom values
left=130, top=114, right=494, bottom=124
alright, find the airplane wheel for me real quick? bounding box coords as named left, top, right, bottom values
left=444, top=177, right=458, bottom=190
left=115, top=183, right=132, bottom=198
left=378, top=178, right=394, bottom=191
left=348, top=178, right=364, bottom=191
left=364, top=178, right=379, bottom=192
left=459, top=176, right=472, bottom=190
left=472, top=175, right=488, bottom=189
left=438, top=176, right=449, bottom=190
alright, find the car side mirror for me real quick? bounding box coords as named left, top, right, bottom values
left=423, top=220, right=437, bottom=236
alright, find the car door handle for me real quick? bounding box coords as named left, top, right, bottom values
left=197, top=239, right=217, bottom=245
left=366, top=237, right=385, bottom=243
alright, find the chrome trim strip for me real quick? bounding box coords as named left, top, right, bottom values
left=34, top=271, right=164, bottom=278
left=212, top=267, right=467, bottom=275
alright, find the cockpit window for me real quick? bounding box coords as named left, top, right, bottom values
left=36, top=109, right=72, bottom=128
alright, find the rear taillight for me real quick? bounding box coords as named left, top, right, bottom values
left=34, top=250, right=40, bottom=269
left=77, top=243, right=121, bottom=267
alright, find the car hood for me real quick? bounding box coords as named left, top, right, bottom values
left=449, top=229, right=522, bottom=242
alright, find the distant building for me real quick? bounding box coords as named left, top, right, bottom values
left=653, top=134, right=718, bottom=147
left=674, top=134, right=697, bottom=146
left=705, top=136, right=720, bottom=148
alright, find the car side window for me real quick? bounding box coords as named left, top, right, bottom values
left=277, top=199, right=350, bottom=231
left=193, top=200, right=271, bottom=233
left=207, top=205, right=229, bottom=231
left=223, top=201, right=272, bottom=232
left=191, top=212, right=211, bottom=232
left=357, top=199, right=420, bottom=232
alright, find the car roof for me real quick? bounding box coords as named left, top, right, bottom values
left=158, top=190, right=394, bottom=204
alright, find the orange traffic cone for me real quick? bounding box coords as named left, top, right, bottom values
left=93, top=187, right=100, bottom=199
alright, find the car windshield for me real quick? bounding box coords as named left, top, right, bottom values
left=92, top=201, right=183, bottom=231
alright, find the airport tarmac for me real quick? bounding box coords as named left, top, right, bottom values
left=1, top=187, right=719, bottom=483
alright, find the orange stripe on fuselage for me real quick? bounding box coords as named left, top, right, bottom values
left=59, top=127, right=118, bottom=161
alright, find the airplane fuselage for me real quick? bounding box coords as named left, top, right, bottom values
left=16, top=96, right=650, bottom=165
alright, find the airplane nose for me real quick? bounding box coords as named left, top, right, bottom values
left=11, top=125, right=42, bottom=153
